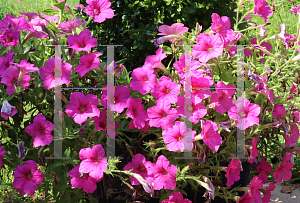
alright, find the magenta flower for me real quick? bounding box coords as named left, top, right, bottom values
left=144, top=47, right=167, bottom=70
left=126, top=97, right=149, bottom=130
left=24, top=114, right=54, bottom=147
left=228, top=97, right=261, bottom=130
left=0, top=50, right=14, bottom=76
left=272, top=104, right=285, bottom=118
left=250, top=137, right=259, bottom=164
left=40, top=57, right=72, bottom=89
left=199, top=120, right=222, bottom=151
left=75, top=52, right=101, bottom=77
left=257, top=157, right=272, bottom=184
left=0, top=30, right=20, bottom=47
left=101, top=85, right=130, bottom=113
left=238, top=193, right=253, bottom=203
left=67, top=29, right=97, bottom=52
left=147, top=155, right=177, bottom=190
left=123, top=153, right=152, bottom=185
left=186, top=73, right=212, bottom=103
left=249, top=176, right=263, bottom=203
left=210, top=81, right=235, bottom=114
left=0, top=142, right=5, bottom=168
left=19, top=12, right=38, bottom=21
left=290, top=5, right=300, bottom=15
left=283, top=122, right=299, bottom=145
left=162, top=122, right=196, bottom=152
left=151, top=76, right=180, bottom=104
left=13, top=160, right=44, bottom=196
left=147, top=100, right=179, bottom=130
left=65, top=92, right=100, bottom=125
left=273, top=161, right=293, bottom=184
left=245, top=38, right=272, bottom=63
left=130, top=65, right=157, bottom=95
left=262, top=183, right=276, bottom=203
left=162, top=191, right=192, bottom=203
left=79, top=144, right=107, bottom=181
left=1, top=66, right=31, bottom=95
left=94, top=110, right=119, bottom=138
left=156, top=23, right=189, bottom=43
left=225, top=159, right=242, bottom=187
left=59, top=18, right=86, bottom=34
left=211, top=13, right=236, bottom=47
left=14, top=59, right=39, bottom=73
left=69, top=165, right=97, bottom=193
left=254, top=0, right=273, bottom=22
left=1, top=100, right=18, bottom=120
left=192, top=33, right=223, bottom=64
left=3, top=14, right=33, bottom=31
left=173, top=53, right=201, bottom=80
left=85, top=0, right=114, bottom=23
left=254, top=76, right=274, bottom=105
left=176, top=96, right=207, bottom=124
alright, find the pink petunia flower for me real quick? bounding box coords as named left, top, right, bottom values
left=290, top=5, right=300, bottom=15
left=147, top=155, right=177, bottom=190
left=101, top=85, right=130, bottom=114
left=250, top=176, right=263, bottom=203
left=59, top=18, right=86, bottom=34
left=210, top=81, right=235, bottom=114
left=272, top=104, right=285, bottom=118
left=130, top=65, right=157, bottom=95
left=13, top=160, right=44, bottom=196
left=24, top=113, right=54, bottom=147
left=192, top=33, right=223, bottom=64
left=1, top=100, right=18, bottom=120
left=283, top=122, right=299, bottom=145
left=225, top=159, right=242, bottom=187
left=85, top=0, right=114, bottom=23
left=67, top=29, right=97, bottom=52
left=69, top=165, right=97, bottom=193
left=2, top=14, right=33, bottom=31
left=93, top=110, right=120, bottom=138
left=199, top=120, right=222, bottom=151
left=244, top=38, right=272, bottom=63
left=228, top=97, right=261, bottom=130
left=123, top=153, right=153, bottom=185
left=65, top=92, right=100, bottom=125
left=14, top=59, right=39, bottom=74
left=254, top=0, right=273, bottom=22
left=257, top=157, right=272, bottom=184
left=147, top=100, right=179, bottom=130
left=238, top=193, right=253, bottom=203
left=162, top=122, right=196, bottom=152
left=75, top=52, right=101, bottom=77
left=1, top=66, right=31, bottom=95
left=155, top=23, right=189, bottom=44
left=273, top=161, right=293, bottom=184
left=262, top=183, right=276, bottom=203
left=0, top=142, right=6, bottom=168
left=144, top=47, right=167, bottom=70
left=161, top=191, right=192, bottom=203
left=40, top=57, right=72, bottom=90
left=79, top=144, right=108, bottom=181
left=173, top=53, right=201, bottom=80
left=19, top=12, right=38, bottom=21
left=151, top=76, right=180, bottom=104
left=254, top=76, right=274, bottom=105
left=0, top=30, right=20, bottom=47
left=126, top=97, right=149, bottom=130
left=211, top=13, right=236, bottom=47
left=176, top=96, right=207, bottom=124
left=0, top=50, right=14, bottom=77
left=250, top=137, right=259, bottom=164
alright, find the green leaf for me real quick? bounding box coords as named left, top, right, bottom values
left=54, top=1, right=66, bottom=12
left=42, top=9, right=60, bottom=16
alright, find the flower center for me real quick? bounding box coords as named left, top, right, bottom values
left=27, top=173, right=32, bottom=179
left=183, top=68, right=186, bottom=73
left=166, top=89, right=171, bottom=94
left=162, top=170, right=168, bottom=175
left=162, top=112, right=167, bottom=117
left=178, top=136, right=183, bottom=141
left=80, top=43, right=86, bottom=48
left=6, top=37, right=12, bottom=43
left=188, top=106, right=193, bottom=111
left=139, top=166, right=145, bottom=171
left=240, top=112, right=245, bottom=117
left=207, top=47, right=213, bottom=52
left=144, top=77, right=149, bottom=82
left=94, top=9, right=100, bottom=15
left=94, top=158, right=99, bottom=163
left=40, top=128, right=45, bottom=133
left=79, top=105, right=85, bottom=111
left=80, top=173, right=89, bottom=178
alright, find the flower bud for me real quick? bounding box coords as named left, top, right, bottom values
left=1, top=100, right=13, bottom=115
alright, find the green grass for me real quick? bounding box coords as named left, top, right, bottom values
left=0, top=0, right=79, bottom=20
